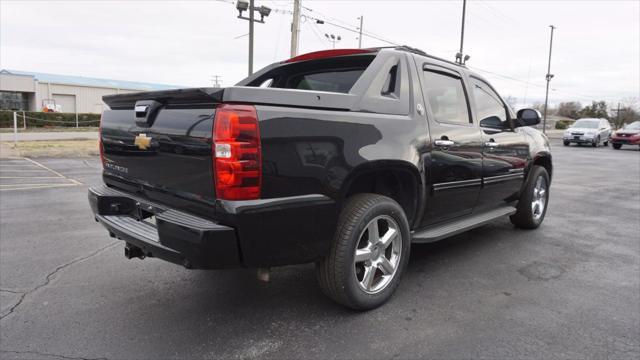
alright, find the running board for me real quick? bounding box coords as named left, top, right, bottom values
left=412, top=206, right=517, bottom=243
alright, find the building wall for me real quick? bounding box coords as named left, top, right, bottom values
left=0, top=73, right=36, bottom=92
left=35, top=82, right=139, bottom=113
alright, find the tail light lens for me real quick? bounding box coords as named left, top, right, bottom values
left=213, top=104, right=261, bottom=200
left=98, top=112, right=105, bottom=166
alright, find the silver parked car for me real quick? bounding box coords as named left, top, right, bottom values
left=563, top=118, right=612, bottom=147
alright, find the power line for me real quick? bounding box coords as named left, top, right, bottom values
left=470, top=66, right=602, bottom=101
left=475, top=0, right=518, bottom=25
left=211, top=1, right=605, bottom=102
left=305, top=13, right=399, bottom=46
left=306, top=19, right=330, bottom=47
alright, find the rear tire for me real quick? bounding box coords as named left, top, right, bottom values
left=613, top=143, right=622, bottom=150
left=510, top=166, right=550, bottom=229
left=563, top=140, right=570, bottom=146
left=316, top=193, right=411, bottom=310
left=604, top=140, right=609, bottom=146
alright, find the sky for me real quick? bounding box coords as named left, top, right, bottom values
left=1, top=0, right=639, bottom=108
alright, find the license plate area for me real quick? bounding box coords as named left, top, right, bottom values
left=133, top=201, right=161, bottom=227
left=574, top=136, right=580, bottom=140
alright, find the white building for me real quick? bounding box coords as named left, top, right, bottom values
left=0, top=69, right=179, bottom=114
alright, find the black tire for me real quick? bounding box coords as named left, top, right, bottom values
left=563, top=140, right=570, bottom=146
left=510, top=166, right=550, bottom=229
left=613, top=143, right=622, bottom=150
left=592, top=136, right=600, bottom=147
left=604, top=140, right=609, bottom=146
left=316, top=193, right=411, bottom=310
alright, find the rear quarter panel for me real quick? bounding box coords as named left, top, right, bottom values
left=229, top=105, right=427, bottom=267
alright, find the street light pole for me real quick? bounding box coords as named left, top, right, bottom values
left=458, top=0, right=466, bottom=63
left=248, top=0, right=255, bottom=76
left=542, top=25, right=556, bottom=134
left=325, top=33, right=341, bottom=49
left=236, top=0, right=271, bottom=76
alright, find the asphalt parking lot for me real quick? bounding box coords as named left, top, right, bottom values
left=1, top=141, right=638, bottom=359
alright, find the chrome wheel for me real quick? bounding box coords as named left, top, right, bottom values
left=531, top=176, right=547, bottom=221
left=354, top=215, right=402, bottom=294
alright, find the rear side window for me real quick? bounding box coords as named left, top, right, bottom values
left=289, top=69, right=364, bottom=93
left=247, top=55, right=374, bottom=94
left=423, top=71, right=471, bottom=124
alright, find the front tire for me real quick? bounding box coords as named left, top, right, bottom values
left=592, top=136, right=600, bottom=147
left=510, top=166, right=550, bottom=229
left=563, top=140, right=570, bottom=146
left=613, top=143, right=622, bottom=150
left=316, top=193, right=411, bottom=310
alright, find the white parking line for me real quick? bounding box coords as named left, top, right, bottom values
left=24, top=158, right=82, bottom=185
left=0, top=170, right=55, bottom=172
left=0, top=184, right=78, bottom=191
left=0, top=158, right=82, bottom=191
left=0, top=176, right=65, bottom=179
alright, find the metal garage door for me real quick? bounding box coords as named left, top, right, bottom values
left=52, top=94, right=76, bottom=113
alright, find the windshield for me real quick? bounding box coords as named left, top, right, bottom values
left=623, top=121, right=640, bottom=130
left=572, top=120, right=599, bottom=129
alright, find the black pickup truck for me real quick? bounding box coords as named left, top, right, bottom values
left=89, top=47, right=552, bottom=310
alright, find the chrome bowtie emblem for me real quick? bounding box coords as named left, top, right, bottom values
left=134, top=133, right=152, bottom=150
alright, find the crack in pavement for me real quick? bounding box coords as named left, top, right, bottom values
left=0, top=241, right=119, bottom=321
left=0, top=289, right=25, bottom=294
left=1, top=350, right=108, bottom=360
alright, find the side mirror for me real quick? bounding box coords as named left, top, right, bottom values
left=479, top=116, right=504, bottom=130
left=516, top=108, right=541, bottom=127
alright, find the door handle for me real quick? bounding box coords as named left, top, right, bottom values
left=485, top=141, right=499, bottom=148
left=434, top=139, right=455, bottom=147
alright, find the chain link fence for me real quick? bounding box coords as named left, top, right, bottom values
left=0, top=110, right=100, bottom=129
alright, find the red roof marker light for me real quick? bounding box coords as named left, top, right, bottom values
left=285, top=49, right=377, bottom=63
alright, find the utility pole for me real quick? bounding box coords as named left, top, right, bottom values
left=616, top=102, right=621, bottom=128
left=290, top=0, right=301, bottom=57
left=357, top=16, right=364, bottom=48
left=211, top=75, right=222, bottom=88
left=542, top=25, right=556, bottom=134
left=456, top=0, right=467, bottom=64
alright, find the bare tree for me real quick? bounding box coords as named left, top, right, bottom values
left=556, top=101, right=582, bottom=119
left=532, top=102, right=556, bottom=115
left=613, top=97, right=640, bottom=128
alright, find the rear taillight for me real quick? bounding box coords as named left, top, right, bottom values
left=213, top=104, right=261, bottom=200
left=98, top=113, right=104, bottom=166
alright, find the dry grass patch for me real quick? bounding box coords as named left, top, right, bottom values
left=0, top=140, right=99, bottom=158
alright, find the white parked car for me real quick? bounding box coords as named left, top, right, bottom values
left=563, top=118, right=611, bottom=147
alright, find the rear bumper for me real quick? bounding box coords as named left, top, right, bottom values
left=89, top=185, right=338, bottom=269
left=89, top=185, right=241, bottom=269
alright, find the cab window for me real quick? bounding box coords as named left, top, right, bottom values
left=471, top=78, right=508, bottom=124
left=423, top=70, right=471, bottom=124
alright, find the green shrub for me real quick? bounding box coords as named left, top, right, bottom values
left=555, top=120, right=571, bottom=130
left=0, top=111, right=100, bottom=128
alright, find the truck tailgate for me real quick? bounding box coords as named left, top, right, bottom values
left=101, top=89, right=220, bottom=206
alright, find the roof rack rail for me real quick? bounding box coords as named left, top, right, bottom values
left=392, top=45, right=465, bottom=67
